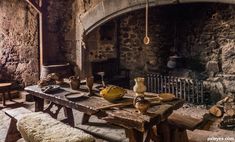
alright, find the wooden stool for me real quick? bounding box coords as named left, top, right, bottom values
left=0, top=83, right=12, bottom=106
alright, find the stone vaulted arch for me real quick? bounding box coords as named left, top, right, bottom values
left=80, top=0, right=235, bottom=35
left=77, top=0, right=235, bottom=78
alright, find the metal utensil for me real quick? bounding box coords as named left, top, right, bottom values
left=143, top=0, right=150, bottom=45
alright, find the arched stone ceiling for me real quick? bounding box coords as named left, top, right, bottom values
left=80, top=0, right=235, bottom=35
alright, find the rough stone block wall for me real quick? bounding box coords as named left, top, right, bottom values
left=0, top=0, right=39, bottom=86
left=87, top=21, right=117, bottom=61
left=118, top=3, right=235, bottom=97
left=0, top=0, right=81, bottom=86
left=47, top=0, right=77, bottom=64
left=119, top=6, right=174, bottom=72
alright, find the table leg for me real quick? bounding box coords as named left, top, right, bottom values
left=171, top=127, right=189, bottom=142
left=8, top=90, right=12, bottom=101
left=125, top=129, right=143, bottom=142
left=143, top=128, right=152, bottom=142
left=81, top=113, right=91, bottom=124
left=157, top=121, right=171, bottom=142
left=34, top=96, right=44, bottom=112
left=63, top=107, right=74, bottom=127
left=2, top=92, right=6, bottom=106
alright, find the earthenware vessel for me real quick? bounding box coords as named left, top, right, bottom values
left=97, top=72, right=106, bottom=87
left=133, top=77, right=146, bottom=97
left=133, top=96, right=150, bottom=114
left=86, top=76, right=94, bottom=96
left=69, top=76, right=80, bottom=90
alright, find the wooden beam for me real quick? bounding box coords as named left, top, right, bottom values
left=24, top=0, right=48, bottom=68
left=25, top=0, right=41, bottom=13
left=39, top=0, right=49, bottom=66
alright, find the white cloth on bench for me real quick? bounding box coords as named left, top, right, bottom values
left=16, top=112, right=95, bottom=142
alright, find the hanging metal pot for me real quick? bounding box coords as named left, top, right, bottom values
left=167, top=55, right=182, bottom=69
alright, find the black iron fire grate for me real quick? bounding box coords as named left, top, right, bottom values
left=146, top=73, right=206, bottom=104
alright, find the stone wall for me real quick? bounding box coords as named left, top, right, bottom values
left=0, top=0, right=39, bottom=86
left=172, top=4, right=235, bottom=99
left=118, top=6, right=175, bottom=72
left=0, top=0, right=81, bottom=86
left=87, top=20, right=117, bottom=61
left=47, top=0, right=77, bottom=64
left=117, top=3, right=235, bottom=98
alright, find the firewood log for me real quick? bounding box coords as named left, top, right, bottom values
left=209, top=105, right=224, bottom=117
left=216, top=100, right=223, bottom=106
left=225, top=108, right=235, bottom=117
left=223, top=96, right=230, bottom=103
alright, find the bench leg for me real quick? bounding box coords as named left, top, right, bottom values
left=81, top=113, right=91, bottom=124
left=8, top=91, right=12, bottom=101
left=5, top=119, right=21, bottom=142
left=63, top=107, right=74, bottom=127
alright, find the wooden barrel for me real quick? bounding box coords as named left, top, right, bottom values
left=40, top=63, right=74, bottom=79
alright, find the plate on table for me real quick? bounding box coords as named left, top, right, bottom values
left=65, top=92, right=86, bottom=100
left=41, top=85, right=60, bottom=93
left=159, top=93, right=176, bottom=102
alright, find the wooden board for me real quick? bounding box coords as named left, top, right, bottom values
left=4, top=107, right=31, bottom=120
left=168, top=113, right=203, bottom=130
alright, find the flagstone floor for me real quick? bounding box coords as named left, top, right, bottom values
left=0, top=99, right=234, bottom=142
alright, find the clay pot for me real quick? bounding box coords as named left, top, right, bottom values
left=133, top=77, right=146, bottom=97
left=133, top=96, right=150, bottom=114
left=167, top=55, right=183, bottom=69
left=69, top=76, right=80, bottom=90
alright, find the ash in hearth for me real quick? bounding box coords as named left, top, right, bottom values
left=209, top=95, right=235, bottom=130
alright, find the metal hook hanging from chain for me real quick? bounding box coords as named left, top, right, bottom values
left=143, top=0, right=150, bottom=45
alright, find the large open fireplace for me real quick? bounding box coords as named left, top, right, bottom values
left=84, top=3, right=235, bottom=103
left=81, top=2, right=235, bottom=132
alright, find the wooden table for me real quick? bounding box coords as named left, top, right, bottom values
left=25, top=84, right=184, bottom=142
left=0, top=83, right=12, bottom=106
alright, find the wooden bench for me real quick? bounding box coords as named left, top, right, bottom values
left=4, top=107, right=31, bottom=142
left=4, top=107, right=95, bottom=142
left=167, top=112, right=204, bottom=142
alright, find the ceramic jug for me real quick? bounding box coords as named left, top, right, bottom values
left=133, top=77, right=146, bottom=97
left=133, top=96, right=150, bottom=114
left=69, top=76, right=80, bottom=90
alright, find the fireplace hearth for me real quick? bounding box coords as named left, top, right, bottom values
left=84, top=3, right=235, bottom=104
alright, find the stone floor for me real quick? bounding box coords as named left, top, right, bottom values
left=0, top=98, right=128, bottom=142
left=0, top=99, right=235, bottom=142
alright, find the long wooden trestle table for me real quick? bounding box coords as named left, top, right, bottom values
left=25, top=84, right=184, bottom=142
